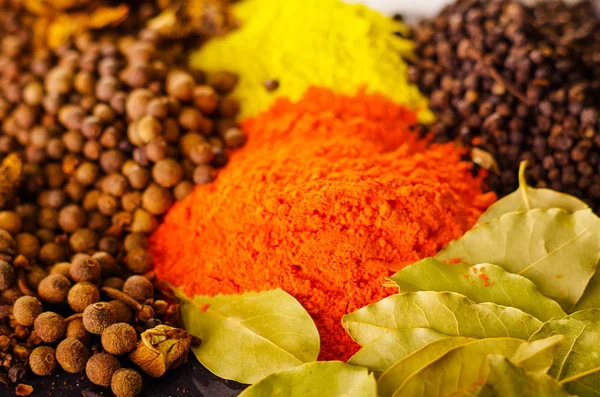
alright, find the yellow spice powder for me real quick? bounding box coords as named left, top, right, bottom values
left=190, top=0, right=433, bottom=121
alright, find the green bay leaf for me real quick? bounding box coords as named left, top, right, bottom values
left=477, top=162, right=588, bottom=224
left=437, top=208, right=600, bottom=310
left=347, top=328, right=448, bottom=376
left=238, top=361, right=377, bottom=397
left=529, top=308, right=600, bottom=396
left=394, top=336, right=563, bottom=397
left=176, top=288, right=319, bottom=384
left=477, top=355, right=576, bottom=397
left=341, top=291, right=542, bottom=346
left=391, top=258, right=566, bottom=321
left=573, top=272, right=600, bottom=311
left=377, top=337, right=475, bottom=397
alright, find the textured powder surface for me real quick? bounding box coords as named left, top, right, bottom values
left=190, top=0, right=433, bottom=121
left=151, top=88, right=495, bottom=361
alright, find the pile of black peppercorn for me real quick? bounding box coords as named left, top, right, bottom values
left=408, top=0, right=600, bottom=212
left=0, top=1, right=243, bottom=395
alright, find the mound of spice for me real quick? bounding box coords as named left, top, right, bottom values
left=190, top=0, right=433, bottom=122
left=408, top=0, right=600, bottom=211
left=151, top=87, right=495, bottom=361
left=0, top=0, right=242, bottom=393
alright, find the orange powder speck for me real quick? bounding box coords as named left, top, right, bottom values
left=151, top=87, right=496, bottom=361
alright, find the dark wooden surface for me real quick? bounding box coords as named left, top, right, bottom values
left=0, top=352, right=246, bottom=396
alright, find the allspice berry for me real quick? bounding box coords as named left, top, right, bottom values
left=50, top=262, right=71, bottom=279
left=102, top=323, right=137, bottom=355
left=104, top=278, right=125, bottom=291
left=38, top=274, right=71, bottom=304
left=0, top=260, right=15, bottom=291
left=15, top=233, right=40, bottom=259
left=110, top=299, right=134, bottom=324
left=56, top=338, right=90, bottom=373
left=29, top=346, right=57, bottom=376
left=0, top=211, right=22, bottom=235
left=34, top=312, right=66, bottom=343
left=166, top=70, right=195, bottom=101
left=111, top=368, right=143, bottom=397
left=86, top=353, right=121, bottom=387
left=70, top=255, right=102, bottom=283
left=68, top=282, right=100, bottom=312
left=58, top=204, right=86, bottom=233
left=123, top=275, right=153, bottom=302
left=125, top=249, right=153, bottom=275
left=152, top=158, right=183, bottom=188
left=13, top=296, right=43, bottom=326
left=141, top=184, right=173, bottom=215
left=83, top=302, right=116, bottom=335
left=66, top=318, right=92, bottom=345
left=69, top=228, right=99, bottom=253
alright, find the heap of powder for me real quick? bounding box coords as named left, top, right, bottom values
left=190, top=0, right=433, bottom=122
left=151, top=87, right=495, bottom=360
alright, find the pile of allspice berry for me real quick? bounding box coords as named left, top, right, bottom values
left=408, top=0, right=600, bottom=212
left=0, top=1, right=246, bottom=396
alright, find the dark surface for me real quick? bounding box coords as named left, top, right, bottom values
left=1, top=352, right=246, bottom=396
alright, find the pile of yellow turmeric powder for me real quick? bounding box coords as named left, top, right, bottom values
left=191, top=0, right=433, bottom=122
left=151, top=88, right=495, bottom=361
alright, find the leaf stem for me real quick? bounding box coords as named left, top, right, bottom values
left=518, top=161, right=530, bottom=210
left=559, top=365, right=600, bottom=385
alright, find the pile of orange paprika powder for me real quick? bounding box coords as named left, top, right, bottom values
left=150, top=87, right=496, bottom=361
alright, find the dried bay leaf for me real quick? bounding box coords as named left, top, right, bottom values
left=347, top=328, right=449, bottom=376
left=391, top=259, right=566, bottom=321
left=477, top=355, right=576, bottom=397
left=175, top=288, right=319, bottom=384
left=377, top=337, right=475, bottom=397
left=437, top=209, right=600, bottom=311
left=477, top=162, right=588, bottom=224
left=393, top=336, right=564, bottom=397
left=529, top=309, right=600, bottom=396
left=341, top=291, right=542, bottom=346
left=238, top=361, right=377, bottom=397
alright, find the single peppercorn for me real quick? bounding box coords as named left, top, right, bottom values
left=86, top=353, right=121, bottom=387
left=123, top=275, right=154, bottom=303
left=125, top=249, right=153, bottom=275
left=70, top=255, right=102, bottom=283
left=65, top=318, right=92, bottom=345
left=38, top=274, right=71, bottom=304
left=0, top=260, right=15, bottom=291
left=102, top=323, right=137, bottom=355
left=69, top=228, right=99, bottom=253
left=109, top=299, right=133, bottom=324
left=13, top=296, right=43, bottom=326
left=29, top=346, right=57, bottom=376
left=56, top=338, right=90, bottom=373
left=111, top=368, right=143, bottom=397
left=68, top=282, right=100, bottom=312
left=34, top=312, right=66, bottom=343
left=83, top=302, right=117, bottom=335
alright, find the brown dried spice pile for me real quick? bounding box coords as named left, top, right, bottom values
left=0, top=0, right=241, bottom=395
left=408, top=0, right=600, bottom=212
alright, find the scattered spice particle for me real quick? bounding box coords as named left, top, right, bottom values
left=15, top=383, right=33, bottom=396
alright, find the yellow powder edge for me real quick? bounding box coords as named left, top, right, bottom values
left=190, top=0, right=434, bottom=123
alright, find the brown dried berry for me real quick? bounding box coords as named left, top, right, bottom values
left=70, top=255, right=102, bottom=283
left=38, top=274, right=71, bottom=304
left=56, top=338, right=90, bottom=373
left=66, top=318, right=91, bottom=345
left=102, top=323, right=137, bottom=355
left=83, top=302, right=116, bottom=335
left=68, top=282, right=100, bottom=313
left=29, top=346, right=57, bottom=376
left=109, top=300, right=133, bottom=324
left=34, top=312, right=66, bottom=343
left=13, top=296, right=43, bottom=326
left=123, top=275, right=153, bottom=302
left=86, top=353, right=121, bottom=387
left=111, top=368, right=143, bottom=397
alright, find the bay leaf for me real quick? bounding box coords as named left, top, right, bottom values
left=175, top=288, right=320, bottom=384
left=394, top=336, right=564, bottom=397
left=477, top=161, right=588, bottom=224
left=342, top=291, right=542, bottom=346
left=377, top=337, right=475, bottom=397
left=437, top=208, right=600, bottom=310
left=238, top=361, right=377, bottom=397
left=477, top=355, right=576, bottom=397
left=573, top=272, right=600, bottom=312
left=391, top=258, right=566, bottom=321
left=347, top=328, right=448, bottom=376
left=529, top=308, right=600, bottom=396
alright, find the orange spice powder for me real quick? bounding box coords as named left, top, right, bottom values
left=151, top=87, right=496, bottom=360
